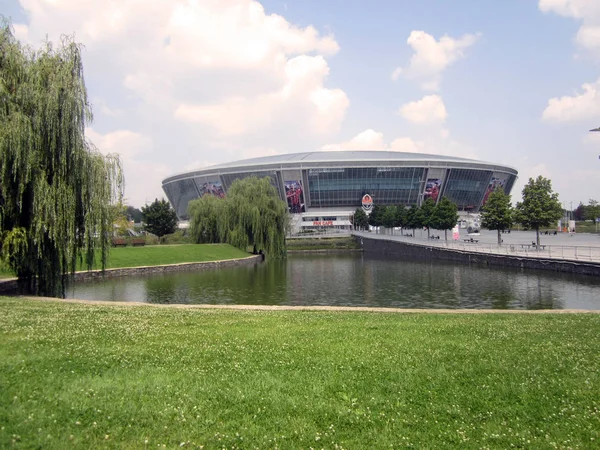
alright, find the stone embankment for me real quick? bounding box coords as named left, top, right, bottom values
left=358, top=234, right=600, bottom=277
left=0, top=254, right=262, bottom=294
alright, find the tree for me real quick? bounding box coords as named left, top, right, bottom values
left=430, top=197, right=459, bottom=241
left=126, top=205, right=143, bottom=223
left=480, top=188, right=513, bottom=246
left=142, top=199, right=178, bottom=242
left=188, top=194, right=224, bottom=243
left=110, top=202, right=133, bottom=237
left=515, top=176, right=562, bottom=246
left=220, top=177, right=288, bottom=258
left=395, top=205, right=407, bottom=230
left=584, top=199, right=600, bottom=222
left=368, top=204, right=385, bottom=229
left=420, top=198, right=436, bottom=238
left=0, top=23, right=123, bottom=297
left=381, top=206, right=398, bottom=231
left=406, top=205, right=423, bottom=235
left=573, top=202, right=586, bottom=221
left=352, top=208, right=369, bottom=230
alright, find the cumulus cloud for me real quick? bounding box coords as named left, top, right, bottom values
left=399, top=95, right=447, bottom=124
left=389, top=137, right=425, bottom=153
left=86, top=128, right=171, bottom=206
left=392, top=30, right=480, bottom=91
left=321, top=129, right=388, bottom=151
left=174, top=55, right=348, bottom=135
left=321, top=128, right=478, bottom=159
left=15, top=0, right=348, bottom=206
left=539, top=0, right=600, bottom=56
left=542, top=78, right=600, bottom=121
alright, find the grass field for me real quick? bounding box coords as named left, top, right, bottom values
left=1, top=298, right=598, bottom=448
left=81, top=243, right=250, bottom=270
left=0, top=244, right=250, bottom=279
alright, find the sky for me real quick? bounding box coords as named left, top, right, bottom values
left=3, top=0, right=600, bottom=209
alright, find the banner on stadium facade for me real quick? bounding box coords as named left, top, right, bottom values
left=482, top=174, right=507, bottom=206
left=424, top=178, right=441, bottom=202
left=285, top=180, right=305, bottom=213
left=199, top=180, right=225, bottom=198
left=362, top=194, right=373, bottom=212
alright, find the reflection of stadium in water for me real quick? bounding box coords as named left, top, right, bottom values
left=162, top=151, right=518, bottom=234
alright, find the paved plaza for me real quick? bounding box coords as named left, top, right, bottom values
left=353, top=228, right=600, bottom=263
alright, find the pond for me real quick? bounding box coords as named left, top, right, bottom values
left=67, top=254, right=600, bottom=310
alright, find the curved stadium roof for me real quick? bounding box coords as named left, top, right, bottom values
left=163, top=150, right=517, bottom=183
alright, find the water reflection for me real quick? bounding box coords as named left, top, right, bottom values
left=67, top=254, right=600, bottom=310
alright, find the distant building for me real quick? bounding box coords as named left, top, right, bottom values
left=162, top=151, right=518, bottom=233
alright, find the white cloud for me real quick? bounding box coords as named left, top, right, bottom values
left=542, top=78, right=600, bottom=121
left=321, top=129, right=477, bottom=159
left=15, top=0, right=347, bottom=206
left=389, top=137, right=425, bottom=153
left=174, top=55, right=348, bottom=135
left=539, top=0, right=600, bottom=56
left=85, top=128, right=169, bottom=206
left=321, top=129, right=387, bottom=151
left=91, top=97, right=120, bottom=117
left=399, top=95, right=447, bottom=124
left=392, top=30, right=480, bottom=91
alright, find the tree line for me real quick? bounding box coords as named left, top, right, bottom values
left=351, top=175, right=564, bottom=248
left=351, top=197, right=459, bottom=240
left=572, top=200, right=600, bottom=222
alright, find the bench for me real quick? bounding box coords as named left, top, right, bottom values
left=464, top=238, right=479, bottom=243
left=131, top=238, right=146, bottom=247
left=112, top=238, right=127, bottom=247
left=521, top=243, right=546, bottom=250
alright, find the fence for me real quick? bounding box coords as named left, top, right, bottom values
left=353, top=232, right=600, bottom=262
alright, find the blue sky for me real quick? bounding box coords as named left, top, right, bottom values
left=4, top=0, right=600, bottom=209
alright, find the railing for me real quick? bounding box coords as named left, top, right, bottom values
left=353, top=232, right=600, bottom=262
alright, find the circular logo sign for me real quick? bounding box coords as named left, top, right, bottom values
left=361, top=194, right=373, bottom=212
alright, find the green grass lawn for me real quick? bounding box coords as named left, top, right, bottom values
left=0, top=244, right=250, bottom=278
left=85, top=243, right=250, bottom=270
left=1, top=298, right=598, bottom=449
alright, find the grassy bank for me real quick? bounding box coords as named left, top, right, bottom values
left=286, top=236, right=361, bottom=251
left=0, top=244, right=250, bottom=279
left=82, top=243, right=250, bottom=270
left=1, top=298, right=598, bottom=448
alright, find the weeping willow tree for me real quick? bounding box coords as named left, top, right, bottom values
left=188, top=177, right=288, bottom=258
left=188, top=194, right=225, bottom=244
left=0, top=22, right=124, bottom=297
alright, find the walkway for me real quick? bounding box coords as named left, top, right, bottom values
left=353, top=229, right=600, bottom=263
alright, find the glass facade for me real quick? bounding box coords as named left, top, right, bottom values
left=307, top=167, right=425, bottom=208
left=163, top=160, right=517, bottom=220
left=221, top=171, right=283, bottom=198
left=162, top=178, right=199, bottom=220
left=443, top=169, right=493, bottom=211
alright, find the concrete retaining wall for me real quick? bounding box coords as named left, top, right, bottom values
left=0, top=255, right=262, bottom=294
left=359, top=236, right=600, bottom=276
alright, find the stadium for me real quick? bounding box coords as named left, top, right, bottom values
left=162, top=151, right=518, bottom=233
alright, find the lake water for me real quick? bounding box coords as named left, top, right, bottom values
left=67, top=254, right=600, bottom=310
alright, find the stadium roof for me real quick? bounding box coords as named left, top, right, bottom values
left=204, top=150, right=478, bottom=170
left=163, top=150, right=518, bottom=184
